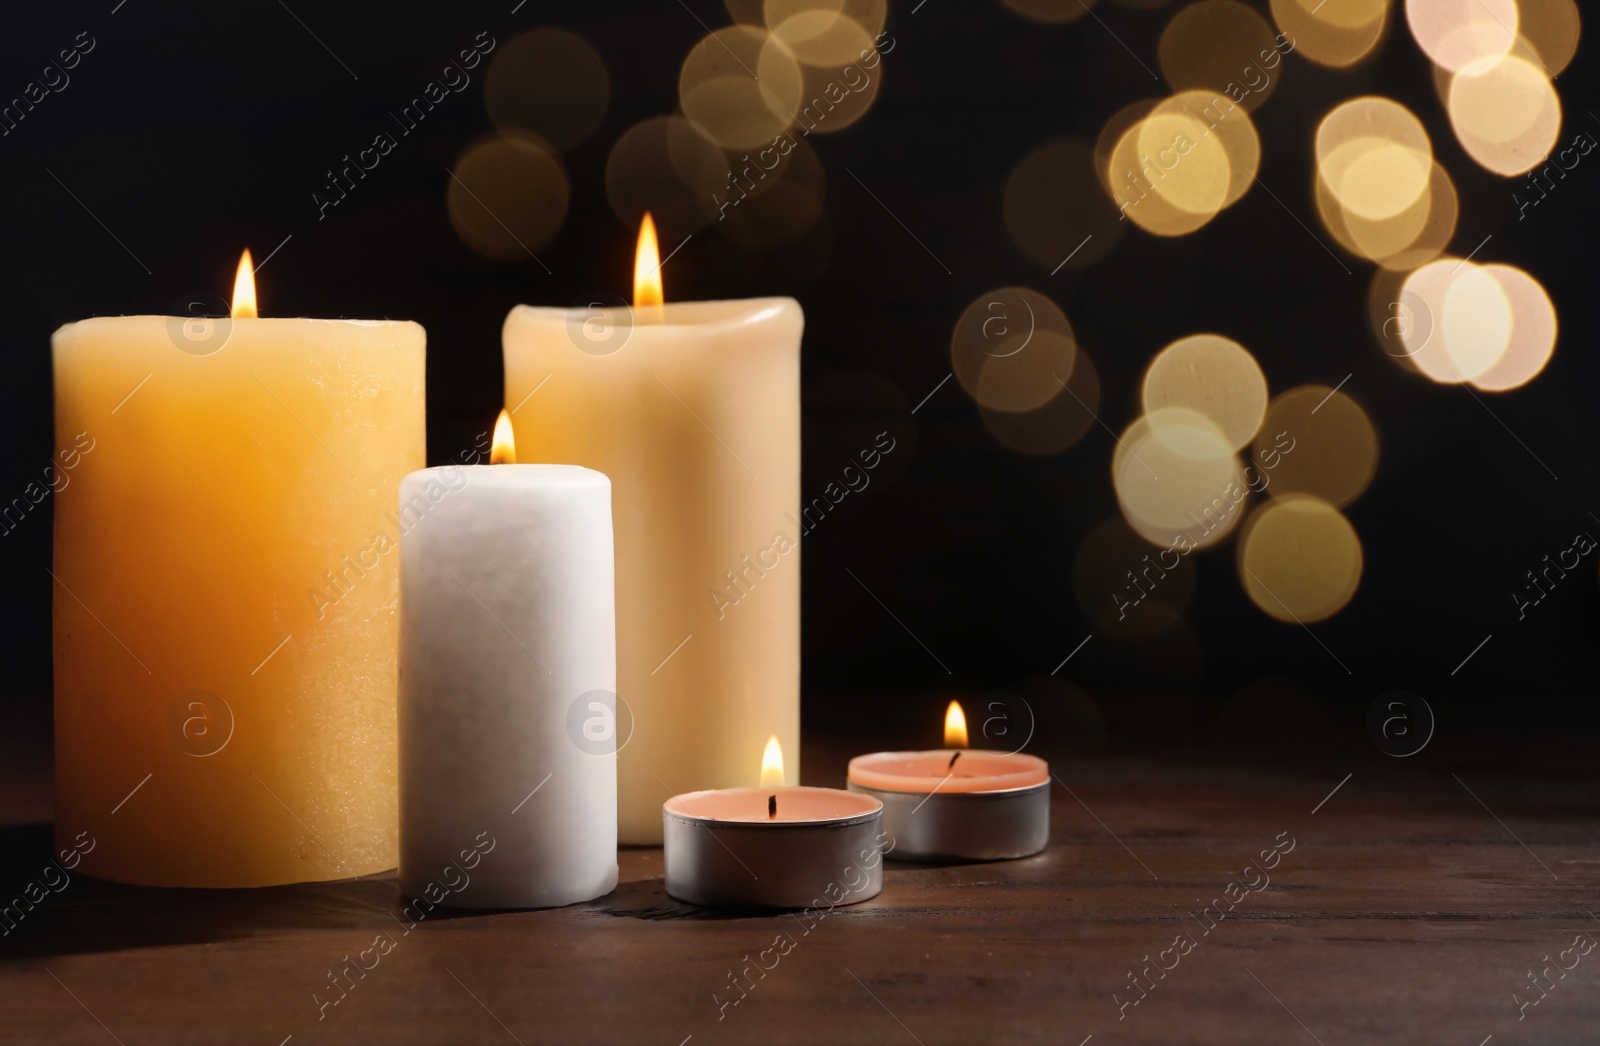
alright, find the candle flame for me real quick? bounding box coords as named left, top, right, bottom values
left=633, top=212, right=663, bottom=310
left=489, top=409, right=516, bottom=465
left=232, top=249, right=258, bottom=319
left=944, top=700, right=969, bottom=749
left=759, top=734, right=784, bottom=788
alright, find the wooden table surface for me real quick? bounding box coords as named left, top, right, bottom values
left=3, top=732, right=1598, bottom=1045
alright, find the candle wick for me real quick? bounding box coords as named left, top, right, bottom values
left=768, top=794, right=777, bottom=820
left=948, top=751, right=961, bottom=770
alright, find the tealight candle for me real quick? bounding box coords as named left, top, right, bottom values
left=397, top=414, right=617, bottom=908
left=664, top=738, right=885, bottom=909
left=847, top=701, right=1050, bottom=861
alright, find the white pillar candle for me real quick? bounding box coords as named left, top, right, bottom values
left=398, top=437, right=617, bottom=909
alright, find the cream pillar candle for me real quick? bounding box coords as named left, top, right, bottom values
left=51, top=252, right=423, bottom=887
left=398, top=418, right=617, bottom=908
left=502, top=220, right=801, bottom=844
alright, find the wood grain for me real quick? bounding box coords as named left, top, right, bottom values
left=2, top=734, right=1597, bottom=1045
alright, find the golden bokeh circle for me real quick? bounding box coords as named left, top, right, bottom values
left=975, top=331, right=1080, bottom=414
left=1003, top=142, right=1126, bottom=270
left=484, top=29, right=610, bottom=151
left=1397, top=258, right=1473, bottom=383
left=1447, top=54, right=1561, bottom=176
left=1307, top=0, right=1389, bottom=31
left=448, top=132, right=569, bottom=261
left=765, top=0, right=888, bottom=36
left=1316, top=163, right=1423, bottom=261
left=1441, top=264, right=1513, bottom=378
left=1115, top=408, right=1246, bottom=551
left=1159, top=1, right=1282, bottom=112
left=1516, top=0, right=1580, bottom=76
left=1154, top=91, right=1260, bottom=206
left=982, top=350, right=1101, bottom=454
left=1405, top=0, right=1519, bottom=72
left=1096, top=99, right=1160, bottom=197
left=1254, top=385, right=1378, bottom=507
left=770, top=8, right=874, bottom=66
left=680, top=26, right=803, bottom=150
left=1137, top=108, right=1232, bottom=214
left=1269, top=0, right=1390, bottom=68
left=1316, top=157, right=1457, bottom=269
left=1238, top=495, right=1362, bottom=623
left=605, top=115, right=730, bottom=241
left=784, top=33, right=883, bottom=134
left=951, top=288, right=1077, bottom=412
left=714, top=132, right=827, bottom=248
left=1108, top=106, right=1233, bottom=236
left=1142, top=334, right=1267, bottom=451
left=1373, top=159, right=1457, bottom=271
left=1316, top=97, right=1432, bottom=222
left=1470, top=264, right=1557, bottom=392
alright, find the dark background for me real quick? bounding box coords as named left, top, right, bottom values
left=2, top=0, right=1595, bottom=756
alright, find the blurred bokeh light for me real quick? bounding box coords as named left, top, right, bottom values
left=1003, top=142, right=1125, bottom=270
left=679, top=26, right=802, bottom=150
left=981, top=350, right=1101, bottom=455
left=1255, top=385, right=1379, bottom=507
left=1159, top=1, right=1283, bottom=112
left=1103, top=92, right=1257, bottom=236
left=1142, top=333, right=1267, bottom=451
left=951, top=288, right=1077, bottom=413
left=1238, top=495, right=1364, bottom=622
left=465, top=0, right=1572, bottom=639
left=448, top=132, right=569, bottom=260
left=1405, top=0, right=1518, bottom=72
left=1471, top=264, right=1558, bottom=391
left=1114, top=408, right=1245, bottom=550
left=1317, top=157, right=1457, bottom=269
left=1270, top=0, right=1391, bottom=68
left=1316, top=97, right=1432, bottom=221
left=767, top=0, right=888, bottom=36
left=1446, top=54, right=1560, bottom=176
left=605, top=115, right=729, bottom=242
left=715, top=133, right=828, bottom=248
left=1515, top=0, right=1580, bottom=76
left=484, top=29, right=610, bottom=151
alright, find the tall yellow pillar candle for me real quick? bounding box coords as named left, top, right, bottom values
left=502, top=217, right=801, bottom=843
left=51, top=253, right=424, bottom=886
